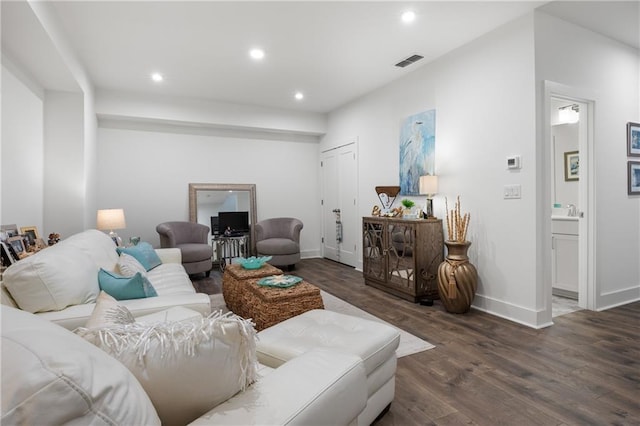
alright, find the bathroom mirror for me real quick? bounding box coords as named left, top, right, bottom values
left=188, top=183, right=257, bottom=255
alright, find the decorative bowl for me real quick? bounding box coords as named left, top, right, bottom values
left=257, top=275, right=303, bottom=288
left=237, top=256, right=272, bottom=270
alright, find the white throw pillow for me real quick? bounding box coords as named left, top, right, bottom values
left=3, top=244, right=100, bottom=313
left=75, top=311, right=258, bottom=426
left=1, top=306, right=160, bottom=425
left=117, top=252, right=148, bottom=277
left=84, top=291, right=136, bottom=329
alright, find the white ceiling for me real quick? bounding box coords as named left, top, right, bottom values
left=2, top=1, right=638, bottom=114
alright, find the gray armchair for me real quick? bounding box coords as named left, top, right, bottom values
left=255, top=217, right=303, bottom=270
left=156, top=221, right=212, bottom=276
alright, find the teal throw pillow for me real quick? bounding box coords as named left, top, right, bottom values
left=116, top=242, right=162, bottom=271
left=98, top=269, right=158, bottom=301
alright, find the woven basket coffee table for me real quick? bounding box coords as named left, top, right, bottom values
left=242, top=278, right=324, bottom=331
left=222, top=263, right=283, bottom=317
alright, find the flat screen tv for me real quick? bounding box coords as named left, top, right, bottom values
left=218, top=211, right=249, bottom=236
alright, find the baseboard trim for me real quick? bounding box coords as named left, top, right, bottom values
left=597, top=285, right=640, bottom=312
left=472, top=294, right=551, bottom=329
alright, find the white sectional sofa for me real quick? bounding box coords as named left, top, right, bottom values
left=1, top=229, right=211, bottom=329
left=1, top=229, right=401, bottom=425
left=1, top=304, right=370, bottom=425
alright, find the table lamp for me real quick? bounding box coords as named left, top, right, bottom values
left=97, top=209, right=126, bottom=246
left=419, top=175, right=438, bottom=219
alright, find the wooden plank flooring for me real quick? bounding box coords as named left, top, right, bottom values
left=293, top=258, right=640, bottom=426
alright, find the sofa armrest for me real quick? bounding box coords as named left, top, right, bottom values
left=155, top=248, right=182, bottom=264
left=189, top=349, right=368, bottom=426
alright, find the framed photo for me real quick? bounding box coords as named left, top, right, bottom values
left=1, top=224, right=19, bottom=240
left=629, top=161, right=640, bottom=195
left=1, top=241, right=16, bottom=265
left=628, top=122, right=640, bottom=157
left=564, top=151, right=579, bottom=181
left=7, top=236, right=26, bottom=258
left=20, top=226, right=39, bottom=245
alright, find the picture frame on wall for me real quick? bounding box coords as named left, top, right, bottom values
left=628, top=161, right=640, bottom=195
left=627, top=122, right=640, bottom=157
left=564, top=150, right=579, bottom=181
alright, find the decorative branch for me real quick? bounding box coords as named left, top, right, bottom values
left=445, top=196, right=470, bottom=242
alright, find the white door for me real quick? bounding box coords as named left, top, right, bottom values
left=321, top=142, right=358, bottom=267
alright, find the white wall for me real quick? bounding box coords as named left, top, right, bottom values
left=1, top=64, right=44, bottom=234
left=43, top=91, right=84, bottom=239
left=535, top=11, right=640, bottom=310
left=97, top=124, right=321, bottom=257
left=323, top=15, right=540, bottom=325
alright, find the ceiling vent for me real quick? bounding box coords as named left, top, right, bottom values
left=395, top=54, right=424, bottom=68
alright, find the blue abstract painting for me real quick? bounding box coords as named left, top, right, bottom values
left=399, top=109, right=435, bottom=195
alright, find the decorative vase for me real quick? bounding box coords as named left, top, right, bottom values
left=437, top=240, right=477, bottom=313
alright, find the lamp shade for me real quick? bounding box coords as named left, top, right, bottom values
left=419, top=175, right=439, bottom=195
left=97, top=209, right=126, bottom=231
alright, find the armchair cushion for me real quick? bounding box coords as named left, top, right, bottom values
left=256, top=238, right=299, bottom=255
left=76, top=311, right=258, bottom=426
left=117, top=242, right=163, bottom=271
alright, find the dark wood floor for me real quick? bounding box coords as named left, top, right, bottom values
left=292, top=258, right=640, bottom=426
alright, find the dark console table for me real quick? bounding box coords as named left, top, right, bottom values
left=362, top=216, right=444, bottom=303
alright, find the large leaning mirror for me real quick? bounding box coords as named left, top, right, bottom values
left=188, top=183, right=257, bottom=255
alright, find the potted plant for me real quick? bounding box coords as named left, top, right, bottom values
left=437, top=196, right=478, bottom=313
left=400, top=199, right=415, bottom=217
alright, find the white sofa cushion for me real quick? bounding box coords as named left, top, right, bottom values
left=1, top=306, right=160, bottom=425
left=256, top=309, right=400, bottom=375
left=190, top=349, right=368, bottom=426
left=76, top=311, right=258, bottom=426
left=147, top=262, right=198, bottom=295
left=3, top=244, right=100, bottom=313
left=62, top=229, right=120, bottom=270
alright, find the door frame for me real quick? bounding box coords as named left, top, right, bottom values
left=320, top=139, right=359, bottom=267
left=543, top=81, right=597, bottom=316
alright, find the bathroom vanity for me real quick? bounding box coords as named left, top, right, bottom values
left=551, top=216, right=578, bottom=299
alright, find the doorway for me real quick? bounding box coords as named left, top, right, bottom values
left=545, top=81, right=596, bottom=318
left=321, top=142, right=358, bottom=267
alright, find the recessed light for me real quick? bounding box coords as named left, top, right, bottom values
left=151, top=72, right=163, bottom=82
left=294, top=91, right=304, bottom=100
left=401, top=10, right=416, bottom=24
left=249, top=48, right=265, bottom=60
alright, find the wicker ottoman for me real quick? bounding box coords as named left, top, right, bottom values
left=242, top=279, right=324, bottom=331
left=222, top=263, right=283, bottom=317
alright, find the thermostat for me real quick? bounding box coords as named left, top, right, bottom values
left=507, top=155, right=521, bottom=169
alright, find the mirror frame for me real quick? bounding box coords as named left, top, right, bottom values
left=188, top=183, right=257, bottom=255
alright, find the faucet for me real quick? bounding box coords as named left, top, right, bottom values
left=567, top=204, right=577, bottom=217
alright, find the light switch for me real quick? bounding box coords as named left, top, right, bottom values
left=504, top=184, right=521, bottom=199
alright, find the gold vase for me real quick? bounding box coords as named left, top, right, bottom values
left=437, top=240, right=477, bottom=313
